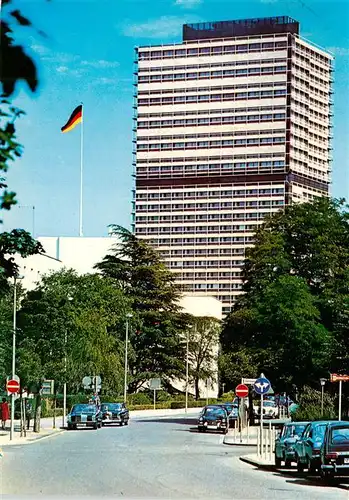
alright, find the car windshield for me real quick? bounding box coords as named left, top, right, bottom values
left=283, top=424, right=306, bottom=438
left=101, top=403, right=122, bottom=411
left=204, top=407, right=225, bottom=417
left=263, top=401, right=275, bottom=407
left=331, top=426, right=349, bottom=444
left=222, top=405, right=232, bottom=412
left=71, top=404, right=96, bottom=414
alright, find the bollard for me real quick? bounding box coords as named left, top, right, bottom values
left=247, top=421, right=249, bottom=445
left=234, top=421, right=237, bottom=442
left=257, top=426, right=260, bottom=457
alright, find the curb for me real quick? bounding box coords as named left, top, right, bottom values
left=2, top=429, right=66, bottom=447
left=224, top=441, right=256, bottom=447
left=239, top=455, right=276, bottom=472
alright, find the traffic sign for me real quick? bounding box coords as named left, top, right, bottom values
left=242, top=378, right=257, bottom=385
left=330, top=373, right=349, bottom=382
left=254, top=377, right=271, bottom=395
left=42, top=380, right=54, bottom=395
left=149, top=378, right=161, bottom=390
left=6, top=379, right=20, bottom=394
left=235, top=384, right=249, bottom=398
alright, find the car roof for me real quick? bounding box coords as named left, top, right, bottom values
left=325, top=421, right=349, bottom=428
left=284, top=421, right=309, bottom=426
left=101, top=402, right=122, bottom=405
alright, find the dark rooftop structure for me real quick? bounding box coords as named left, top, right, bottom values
left=183, top=16, right=299, bottom=41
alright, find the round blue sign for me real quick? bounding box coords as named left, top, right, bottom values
left=253, top=377, right=271, bottom=395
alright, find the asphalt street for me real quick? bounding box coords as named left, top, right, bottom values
left=0, top=413, right=347, bottom=499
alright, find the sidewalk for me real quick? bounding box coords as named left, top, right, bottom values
left=239, top=453, right=276, bottom=470
left=223, top=425, right=258, bottom=446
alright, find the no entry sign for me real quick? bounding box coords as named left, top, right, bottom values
left=6, top=379, right=20, bottom=394
left=235, top=384, right=249, bottom=398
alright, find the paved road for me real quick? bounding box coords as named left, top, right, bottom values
left=1, top=414, right=347, bottom=499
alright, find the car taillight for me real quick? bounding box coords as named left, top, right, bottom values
left=326, top=453, right=338, bottom=459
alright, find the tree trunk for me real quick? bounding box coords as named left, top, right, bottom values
left=194, top=377, right=200, bottom=400
left=34, top=393, right=42, bottom=433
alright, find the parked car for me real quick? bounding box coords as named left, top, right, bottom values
left=254, top=400, right=278, bottom=420
left=320, top=421, right=349, bottom=483
left=197, top=405, right=228, bottom=434
left=215, top=403, right=238, bottom=428
left=295, top=420, right=330, bottom=472
left=275, top=422, right=308, bottom=468
left=67, top=404, right=102, bottom=430
left=101, top=402, right=129, bottom=426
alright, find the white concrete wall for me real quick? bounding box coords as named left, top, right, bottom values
left=15, top=236, right=119, bottom=290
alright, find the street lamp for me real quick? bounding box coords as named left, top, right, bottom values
left=63, top=296, right=73, bottom=429
left=320, top=378, right=326, bottom=417
left=124, top=313, right=133, bottom=403
left=10, top=275, right=24, bottom=441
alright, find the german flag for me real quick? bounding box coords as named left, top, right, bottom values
left=61, top=104, right=83, bottom=133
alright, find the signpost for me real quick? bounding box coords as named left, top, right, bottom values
left=42, top=380, right=54, bottom=396
left=235, top=384, right=249, bottom=398
left=6, top=379, right=20, bottom=394
left=242, top=378, right=257, bottom=385
left=149, top=378, right=161, bottom=410
left=330, top=373, right=349, bottom=420
left=254, top=374, right=271, bottom=456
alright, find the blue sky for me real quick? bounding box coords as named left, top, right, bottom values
left=4, top=0, right=349, bottom=237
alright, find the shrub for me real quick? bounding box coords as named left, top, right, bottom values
left=128, top=392, right=152, bottom=405
left=292, top=386, right=336, bottom=421
left=219, top=391, right=235, bottom=402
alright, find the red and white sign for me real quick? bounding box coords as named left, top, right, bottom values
left=330, top=373, right=349, bottom=382
left=235, top=383, right=249, bottom=398
left=6, top=379, right=20, bottom=394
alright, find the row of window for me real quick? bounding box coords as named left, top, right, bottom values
left=137, top=161, right=285, bottom=175
left=137, top=136, right=285, bottom=151
left=138, top=89, right=286, bottom=107
left=165, top=272, right=242, bottom=279
left=137, top=41, right=288, bottom=60
left=138, top=128, right=285, bottom=142
left=137, top=152, right=285, bottom=166
left=138, top=57, right=287, bottom=73
left=137, top=113, right=286, bottom=129
left=137, top=104, right=286, bottom=119
left=292, top=63, right=330, bottom=89
left=137, top=66, right=287, bottom=83
left=292, top=75, right=330, bottom=100
left=137, top=200, right=283, bottom=210
left=146, top=238, right=250, bottom=247
left=169, top=249, right=245, bottom=258
left=136, top=187, right=284, bottom=200
left=138, top=81, right=286, bottom=98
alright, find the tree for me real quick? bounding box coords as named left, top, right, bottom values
left=1, top=1, right=41, bottom=217
left=221, top=198, right=349, bottom=395
left=17, top=270, right=131, bottom=400
left=95, top=226, right=186, bottom=391
left=292, top=386, right=336, bottom=421
left=187, top=316, right=220, bottom=400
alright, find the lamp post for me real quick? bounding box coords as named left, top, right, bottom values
left=124, top=313, right=133, bottom=403
left=62, top=296, right=73, bottom=429
left=10, top=275, right=23, bottom=441
left=320, top=378, right=326, bottom=417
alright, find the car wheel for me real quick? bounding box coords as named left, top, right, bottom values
left=297, top=457, right=305, bottom=472
left=67, top=423, right=73, bottom=430
left=124, top=419, right=129, bottom=426
left=285, top=459, right=292, bottom=468
left=98, top=422, right=102, bottom=429
left=275, top=455, right=282, bottom=468
left=320, top=470, right=336, bottom=485
left=93, top=422, right=98, bottom=430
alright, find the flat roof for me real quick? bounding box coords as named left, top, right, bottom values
left=183, top=16, right=299, bottom=41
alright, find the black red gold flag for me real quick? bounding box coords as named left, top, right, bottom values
left=61, top=104, right=83, bottom=133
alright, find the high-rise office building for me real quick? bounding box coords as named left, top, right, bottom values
left=133, top=16, right=333, bottom=314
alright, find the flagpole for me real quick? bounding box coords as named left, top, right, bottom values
left=79, top=103, right=84, bottom=237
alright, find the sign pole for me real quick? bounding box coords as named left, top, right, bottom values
left=339, top=380, right=342, bottom=421
left=260, top=393, right=264, bottom=455
left=154, top=389, right=156, bottom=411
left=10, top=277, right=18, bottom=441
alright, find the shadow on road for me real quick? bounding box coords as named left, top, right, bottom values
left=135, top=417, right=197, bottom=425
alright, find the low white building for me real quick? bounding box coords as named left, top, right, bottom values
left=16, top=236, right=118, bottom=289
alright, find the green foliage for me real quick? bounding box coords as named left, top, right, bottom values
left=17, top=269, right=131, bottom=395
left=127, top=392, right=152, bottom=405
left=292, top=386, right=336, bottom=421
left=95, top=227, right=186, bottom=391
left=219, top=391, right=235, bottom=402
left=186, top=316, right=221, bottom=399
left=221, top=198, right=349, bottom=394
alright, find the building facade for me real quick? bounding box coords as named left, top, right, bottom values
left=133, top=16, right=333, bottom=314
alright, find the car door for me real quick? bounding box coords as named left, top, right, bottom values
left=298, top=424, right=310, bottom=462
